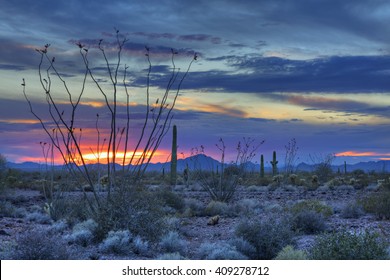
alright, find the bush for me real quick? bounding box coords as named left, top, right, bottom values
left=99, top=230, right=133, bottom=255
left=95, top=186, right=167, bottom=242
left=25, top=211, right=52, bottom=224
left=204, top=201, right=229, bottom=216
left=66, top=219, right=98, bottom=247
left=183, top=198, right=204, bottom=217
left=361, top=191, right=390, bottom=220
left=132, top=236, right=149, bottom=255
left=310, top=229, right=388, bottom=260
left=292, top=210, right=327, bottom=234
left=229, top=237, right=257, bottom=259
left=197, top=242, right=248, bottom=260
left=156, top=187, right=185, bottom=212
left=233, top=199, right=261, bottom=216
left=13, top=229, right=69, bottom=259
left=235, top=215, right=295, bottom=259
left=340, top=202, right=365, bottom=219
left=159, top=231, right=188, bottom=255
left=157, top=252, right=185, bottom=260
left=290, top=199, right=333, bottom=218
left=274, top=245, right=307, bottom=260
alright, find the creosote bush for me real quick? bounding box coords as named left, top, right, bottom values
left=159, top=231, right=188, bottom=255
left=99, top=230, right=133, bottom=255
left=197, top=242, right=248, bottom=260
left=290, top=199, right=333, bottom=218
left=13, top=229, right=69, bottom=260
left=291, top=210, right=327, bottom=234
left=274, top=245, right=307, bottom=260
left=310, top=229, right=388, bottom=260
left=94, top=186, right=167, bottom=242
left=361, top=191, right=390, bottom=220
left=235, top=215, right=295, bottom=260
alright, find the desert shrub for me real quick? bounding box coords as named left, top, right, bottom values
left=229, top=237, right=257, bottom=259
left=67, top=230, right=94, bottom=247
left=95, top=186, right=167, bottom=242
left=340, top=202, right=365, bottom=219
left=361, top=191, right=390, bottom=220
left=262, top=201, right=283, bottom=213
left=204, top=201, right=229, bottom=216
left=99, top=230, right=133, bottom=255
left=66, top=219, right=98, bottom=247
left=274, top=245, right=307, bottom=260
left=156, top=187, right=185, bottom=212
left=247, top=185, right=269, bottom=192
left=0, top=200, right=18, bottom=218
left=310, top=229, right=388, bottom=260
left=183, top=198, right=204, bottom=217
left=197, top=242, right=248, bottom=260
left=256, top=176, right=272, bottom=187
left=49, top=195, right=92, bottom=224
left=233, top=198, right=261, bottom=216
left=13, top=229, right=69, bottom=259
left=73, top=218, right=98, bottom=233
left=290, top=199, right=333, bottom=218
left=25, top=211, right=52, bottom=224
left=132, top=236, right=149, bottom=255
left=292, top=210, right=327, bottom=234
left=48, top=220, right=69, bottom=234
left=235, top=215, right=295, bottom=260
left=159, top=231, right=188, bottom=255
left=157, top=252, right=185, bottom=260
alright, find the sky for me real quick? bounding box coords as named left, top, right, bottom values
left=1, top=0, right=390, bottom=167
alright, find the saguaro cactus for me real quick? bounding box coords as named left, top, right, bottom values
left=270, top=151, right=278, bottom=176
left=344, top=161, right=347, bottom=174
left=260, top=154, right=265, bottom=178
left=170, top=125, right=177, bottom=185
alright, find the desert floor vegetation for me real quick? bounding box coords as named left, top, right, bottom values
left=1, top=168, right=390, bottom=260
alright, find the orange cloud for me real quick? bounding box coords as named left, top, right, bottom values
left=0, top=119, right=40, bottom=124
left=336, top=151, right=390, bottom=157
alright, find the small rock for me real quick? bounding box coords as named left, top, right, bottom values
left=207, top=215, right=220, bottom=226
left=0, top=229, right=10, bottom=236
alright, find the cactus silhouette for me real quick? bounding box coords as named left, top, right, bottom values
left=270, top=151, right=278, bottom=176
left=170, top=125, right=177, bottom=185
left=260, top=154, right=265, bottom=178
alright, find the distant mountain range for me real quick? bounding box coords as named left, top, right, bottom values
left=6, top=154, right=390, bottom=173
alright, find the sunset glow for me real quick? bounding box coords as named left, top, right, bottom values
left=1, top=1, right=390, bottom=165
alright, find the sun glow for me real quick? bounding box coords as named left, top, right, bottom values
left=336, top=151, right=390, bottom=157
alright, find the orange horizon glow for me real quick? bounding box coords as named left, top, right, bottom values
left=336, top=151, right=390, bottom=157
left=19, top=149, right=171, bottom=166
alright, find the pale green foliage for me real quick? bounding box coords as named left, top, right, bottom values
left=274, top=245, right=307, bottom=260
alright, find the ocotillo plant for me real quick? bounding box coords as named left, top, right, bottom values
left=260, top=154, right=265, bottom=178
left=170, top=125, right=177, bottom=185
left=270, top=151, right=278, bottom=176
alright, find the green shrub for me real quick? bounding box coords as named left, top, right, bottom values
left=310, top=229, right=388, bottom=260
left=99, top=230, right=133, bottom=255
left=340, top=202, right=365, bottom=219
left=156, top=187, right=185, bottom=212
left=157, top=252, right=185, bottom=260
left=235, top=215, right=295, bottom=259
left=361, top=191, right=390, bottom=220
left=132, top=236, right=149, bottom=255
left=95, top=186, right=167, bottom=242
left=13, top=229, right=69, bottom=259
left=290, top=199, right=333, bottom=218
left=25, top=211, right=52, bottom=224
left=274, top=245, right=307, bottom=260
left=159, top=231, right=188, bottom=255
left=292, top=210, right=327, bottom=234
left=204, top=201, right=229, bottom=216
left=197, top=242, right=248, bottom=260
left=183, top=198, right=204, bottom=217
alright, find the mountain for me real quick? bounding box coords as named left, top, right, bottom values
left=6, top=157, right=390, bottom=173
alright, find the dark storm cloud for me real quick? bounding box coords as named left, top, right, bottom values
left=180, top=55, right=390, bottom=94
